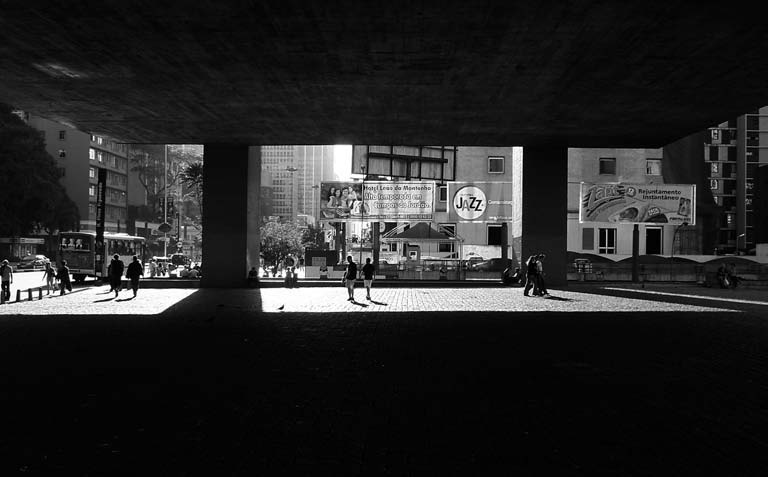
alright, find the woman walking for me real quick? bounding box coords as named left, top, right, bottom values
left=126, top=255, right=144, bottom=298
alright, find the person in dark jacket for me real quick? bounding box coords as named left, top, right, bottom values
left=109, top=254, right=125, bottom=297
left=57, top=260, right=72, bottom=296
left=125, top=255, right=144, bottom=298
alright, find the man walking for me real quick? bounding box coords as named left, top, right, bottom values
left=0, top=259, right=13, bottom=302
left=125, top=255, right=144, bottom=298
left=536, top=254, right=549, bottom=296
left=344, top=255, right=358, bottom=302
left=362, top=257, right=375, bottom=300
left=109, top=254, right=125, bottom=297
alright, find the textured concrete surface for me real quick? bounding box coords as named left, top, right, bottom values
left=1, top=285, right=768, bottom=474
left=1, top=2, right=768, bottom=146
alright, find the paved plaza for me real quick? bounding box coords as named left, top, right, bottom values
left=1, top=284, right=768, bottom=475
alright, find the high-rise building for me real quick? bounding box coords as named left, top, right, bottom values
left=25, top=114, right=129, bottom=233
left=704, top=106, right=768, bottom=255
left=261, top=145, right=335, bottom=223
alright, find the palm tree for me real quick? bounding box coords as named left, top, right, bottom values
left=180, top=162, right=203, bottom=229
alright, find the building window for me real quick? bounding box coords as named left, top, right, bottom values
left=646, top=159, right=661, bottom=175
left=599, top=157, right=616, bottom=175
left=488, top=156, right=504, bottom=174
left=58, top=149, right=66, bottom=158
left=487, top=224, right=503, bottom=246
left=59, top=130, right=66, bottom=141
left=726, top=214, right=734, bottom=226
left=438, top=242, right=455, bottom=253
left=711, top=163, right=719, bottom=174
left=89, top=185, right=96, bottom=197
left=710, top=179, right=719, bottom=191
left=598, top=228, right=616, bottom=254
left=89, top=148, right=95, bottom=160
left=582, top=227, right=594, bottom=250
left=89, top=167, right=95, bottom=179
left=438, top=186, right=447, bottom=202
left=97, top=151, right=103, bottom=163
left=97, top=136, right=103, bottom=145
left=91, top=135, right=96, bottom=142
left=438, top=223, right=456, bottom=236
left=711, top=129, right=721, bottom=143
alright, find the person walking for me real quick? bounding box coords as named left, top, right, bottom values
left=125, top=255, right=143, bottom=298
left=57, top=260, right=72, bottom=295
left=0, top=259, right=13, bottom=302
left=362, top=257, right=375, bottom=300
left=523, top=255, right=539, bottom=297
left=536, top=254, right=549, bottom=296
left=42, top=261, right=57, bottom=295
left=344, top=255, right=358, bottom=302
left=149, top=258, right=157, bottom=278
left=109, top=254, right=125, bottom=297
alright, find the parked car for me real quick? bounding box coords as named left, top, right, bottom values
left=469, top=258, right=511, bottom=272
left=17, top=254, right=50, bottom=269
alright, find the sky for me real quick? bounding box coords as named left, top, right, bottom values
left=333, top=144, right=352, bottom=180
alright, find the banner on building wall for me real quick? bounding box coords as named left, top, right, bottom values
left=94, top=168, right=107, bottom=276
left=579, top=183, right=696, bottom=225
left=319, top=181, right=435, bottom=221
left=447, top=182, right=514, bottom=223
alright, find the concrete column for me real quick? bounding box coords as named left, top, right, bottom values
left=247, top=146, right=262, bottom=280
left=202, top=144, right=258, bottom=288
left=521, top=147, right=568, bottom=287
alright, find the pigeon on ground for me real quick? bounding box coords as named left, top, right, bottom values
left=278, top=304, right=284, bottom=311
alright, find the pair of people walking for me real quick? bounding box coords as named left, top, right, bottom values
left=108, top=254, right=143, bottom=298
left=523, top=253, right=549, bottom=297
left=343, top=256, right=375, bottom=302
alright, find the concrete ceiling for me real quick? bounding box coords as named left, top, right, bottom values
left=1, top=1, right=767, bottom=147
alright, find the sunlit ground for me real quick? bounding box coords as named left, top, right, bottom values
left=3, top=285, right=762, bottom=316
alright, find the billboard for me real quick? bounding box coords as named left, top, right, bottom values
left=447, top=182, right=514, bottom=223
left=319, top=181, right=435, bottom=221
left=579, top=183, right=696, bottom=225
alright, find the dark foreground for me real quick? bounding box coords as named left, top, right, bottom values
left=1, top=285, right=768, bottom=475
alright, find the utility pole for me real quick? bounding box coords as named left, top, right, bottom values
left=164, top=144, right=168, bottom=257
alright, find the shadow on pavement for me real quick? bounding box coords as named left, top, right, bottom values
left=2, top=290, right=768, bottom=474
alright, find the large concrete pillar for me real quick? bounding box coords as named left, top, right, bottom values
left=201, top=144, right=261, bottom=287
left=521, top=147, right=568, bottom=287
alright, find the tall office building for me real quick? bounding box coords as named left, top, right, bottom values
left=24, top=114, right=129, bottom=233
left=705, top=106, right=768, bottom=255
left=261, top=145, right=335, bottom=223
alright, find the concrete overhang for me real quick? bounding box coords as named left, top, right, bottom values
left=1, top=1, right=767, bottom=147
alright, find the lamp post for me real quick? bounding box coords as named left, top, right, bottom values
left=737, top=233, right=746, bottom=255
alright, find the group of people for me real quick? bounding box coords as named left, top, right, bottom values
left=323, top=186, right=368, bottom=219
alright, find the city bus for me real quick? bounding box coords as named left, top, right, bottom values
left=58, top=231, right=146, bottom=282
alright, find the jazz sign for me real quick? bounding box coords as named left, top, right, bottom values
left=447, top=182, right=514, bottom=223
left=579, top=183, right=696, bottom=225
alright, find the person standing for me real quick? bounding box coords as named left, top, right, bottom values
left=125, top=255, right=143, bottom=298
left=0, top=259, right=13, bottom=302
left=109, top=254, right=125, bottom=297
left=149, top=258, right=157, bottom=278
left=57, top=260, right=72, bottom=295
left=344, top=255, right=358, bottom=302
left=362, top=257, right=375, bottom=300
left=42, top=261, right=57, bottom=295
left=523, top=255, right=539, bottom=297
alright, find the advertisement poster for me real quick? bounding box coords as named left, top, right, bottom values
left=319, top=181, right=435, bottom=221
left=94, top=168, right=107, bottom=276
left=579, top=183, right=696, bottom=225
left=447, top=182, right=514, bottom=223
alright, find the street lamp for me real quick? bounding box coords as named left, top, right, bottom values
left=738, top=233, right=746, bottom=255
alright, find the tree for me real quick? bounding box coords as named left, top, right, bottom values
left=180, top=161, right=203, bottom=230
left=260, top=221, right=304, bottom=268
left=0, top=104, right=79, bottom=237
left=302, top=224, right=326, bottom=249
